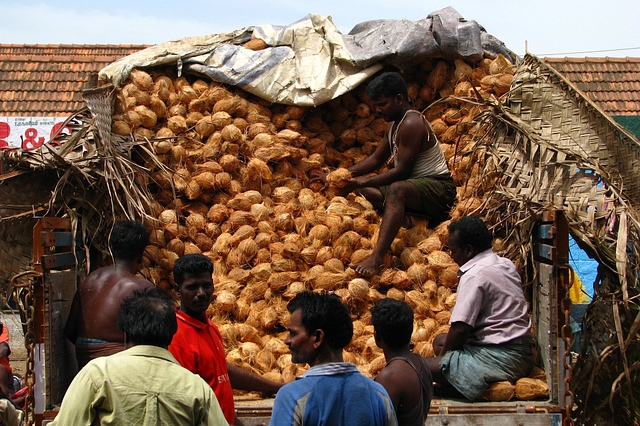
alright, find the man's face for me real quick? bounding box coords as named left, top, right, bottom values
left=285, top=308, right=317, bottom=365
left=373, top=94, right=403, bottom=122
left=448, top=230, right=474, bottom=267
left=178, top=271, right=214, bottom=318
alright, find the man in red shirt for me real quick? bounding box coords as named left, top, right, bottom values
left=168, top=254, right=283, bottom=425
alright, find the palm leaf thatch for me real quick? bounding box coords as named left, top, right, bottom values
left=465, top=54, right=640, bottom=425
left=0, top=86, right=166, bottom=275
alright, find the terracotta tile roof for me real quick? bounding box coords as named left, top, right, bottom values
left=0, top=44, right=149, bottom=117
left=543, top=57, right=640, bottom=116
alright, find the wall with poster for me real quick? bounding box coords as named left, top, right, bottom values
left=0, top=117, right=73, bottom=150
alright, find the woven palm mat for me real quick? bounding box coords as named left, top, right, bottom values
left=461, top=54, right=640, bottom=424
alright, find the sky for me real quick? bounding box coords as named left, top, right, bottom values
left=1, top=0, right=639, bottom=58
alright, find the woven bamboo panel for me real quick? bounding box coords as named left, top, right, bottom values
left=508, top=54, right=640, bottom=207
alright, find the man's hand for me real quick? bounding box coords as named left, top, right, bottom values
left=0, top=342, right=10, bottom=360
left=308, top=169, right=329, bottom=191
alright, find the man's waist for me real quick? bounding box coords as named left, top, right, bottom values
left=76, top=336, right=117, bottom=345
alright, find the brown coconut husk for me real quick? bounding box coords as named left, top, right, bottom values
left=515, top=378, right=549, bottom=400
left=481, top=381, right=516, bottom=402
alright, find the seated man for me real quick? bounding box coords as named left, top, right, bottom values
left=51, top=287, right=227, bottom=425
left=371, top=298, right=433, bottom=426
left=0, top=322, right=25, bottom=408
left=271, top=291, right=398, bottom=426
left=426, top=216, right=534, bottom=400
left=65, top=220, right=154, bottom=369
left=312, top=71, right=455, bottom=277
left=168, top=254, right=283, bottom=426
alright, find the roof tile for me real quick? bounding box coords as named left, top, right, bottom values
left=0, top=44, right=148, bottom=117
left=543, top=57, right=640, bottom=116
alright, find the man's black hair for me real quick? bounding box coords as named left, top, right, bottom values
left=365, top=71, right=409, bottom=101
left=117, top=287, right=177, bottom=347
left=109, top=220, right=149, bottom=261
left=370, top=298, right=414, bottom=349
left=287, top=291, right=353, bottom=350
left=448, top=215, right=493, bottom=252
left=173, top=253, right=213, bottom=287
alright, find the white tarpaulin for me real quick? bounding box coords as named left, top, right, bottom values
left=98, top=7, right=515, bottom=107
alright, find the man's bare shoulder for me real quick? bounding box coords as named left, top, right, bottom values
left=80, top=267, right=153, bottom=293
left=378, top=358, right=420, bottom=383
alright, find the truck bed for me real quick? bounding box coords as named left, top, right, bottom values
left=235, top=396, right=562, bottom=425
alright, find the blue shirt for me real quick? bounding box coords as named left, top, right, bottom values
left=270, top=362, right=398, bottom=426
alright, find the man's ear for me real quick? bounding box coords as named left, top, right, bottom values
left=312, top=329, right=325, bottom=349
left=395, top=93, right=404, bottom=105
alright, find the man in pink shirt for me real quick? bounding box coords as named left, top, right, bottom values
left=426, top=216, right=534, bottom=400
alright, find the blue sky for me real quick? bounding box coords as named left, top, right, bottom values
left=1, top=1, right=639, bottom=58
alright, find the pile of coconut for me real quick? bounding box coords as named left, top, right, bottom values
left=118, top=51, right=547, bottom=401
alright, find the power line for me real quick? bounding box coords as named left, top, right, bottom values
left=536, top=46, right=640, bottom=56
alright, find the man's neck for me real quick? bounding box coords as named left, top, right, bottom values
left=310, top=349, right=344, bottom=367
left=179, top=305, right=207, bottom=323
left=382, top=345, right=413, bottom=361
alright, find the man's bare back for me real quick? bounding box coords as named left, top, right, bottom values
left=65, top=220, right=155, bottom=367
left=68, top=267, right=154, bottom=343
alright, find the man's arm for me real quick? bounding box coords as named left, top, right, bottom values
left=64, top=291, right=81, bottom=344
left=348, top=129, right=392, bottom=178
left=0, top=324, right=10, bottom=359
left=348, top=114, right=426, bottom=190
left=226, top=363, right=283, bottom=396
left=439, top=322, right=473, bottom=355
left=373, top=366, right=402, bottom=410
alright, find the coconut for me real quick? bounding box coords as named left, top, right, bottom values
left=529, top=367, right=547, bottom=381
left=386, top=287, right=405, bottom=301
left=481, top=381, right=515, bottom=402
left=313, top=271, right=353, bottom=291
left=268, top=272, right=300, bottom=292
left=326, top=168, right=352, bottom=188
left=444, top=293, right=457, bottom=310
left=207, top=204, right=229, bottom=224
left=417, top=235, right=443, bottom=253
left=515, top=378, right=549, bottom=400
left=158, top=209, right=178, bottom=225
left=392, top=270, right=411, bottom=290
left=239, top=341, right=262, bottom=364
left=282, top=281, right=307, bottom=300
left=400, top=247, right=424, bottom=268
left=260, top=306, right=280, bottom=330
left=348, top=278, right=370, bottom=299
left=231, top=224, right=256, bottom=245
left=426, top=250, right=454, bottom=270
left=215, top=291, right=237, bottom=313
left=414, top=341, right=435, bottom=358
left=438, top=265, right=459, bottom=288
left=213, top=96, right=248, bottom=116
left=167, top=115, right=188, bottom=134
left=134, top=105, right=157, bottom=128
left=272, top=187, right=296, bottom=204
left=367, top=354, right=387, bottom=377
left=227, top=268, right=251, bottom=285
left=323, top=258, right=345, bottom=273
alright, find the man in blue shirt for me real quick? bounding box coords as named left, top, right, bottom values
left=271, top=291, right=398, bottom=426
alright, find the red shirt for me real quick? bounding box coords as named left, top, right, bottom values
left=168, top=309, right=234, bottom=423
left=0, top=324, right=11, bottom=376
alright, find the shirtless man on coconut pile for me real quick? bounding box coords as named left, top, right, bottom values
left=312, top=71, right=456, bottom=277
